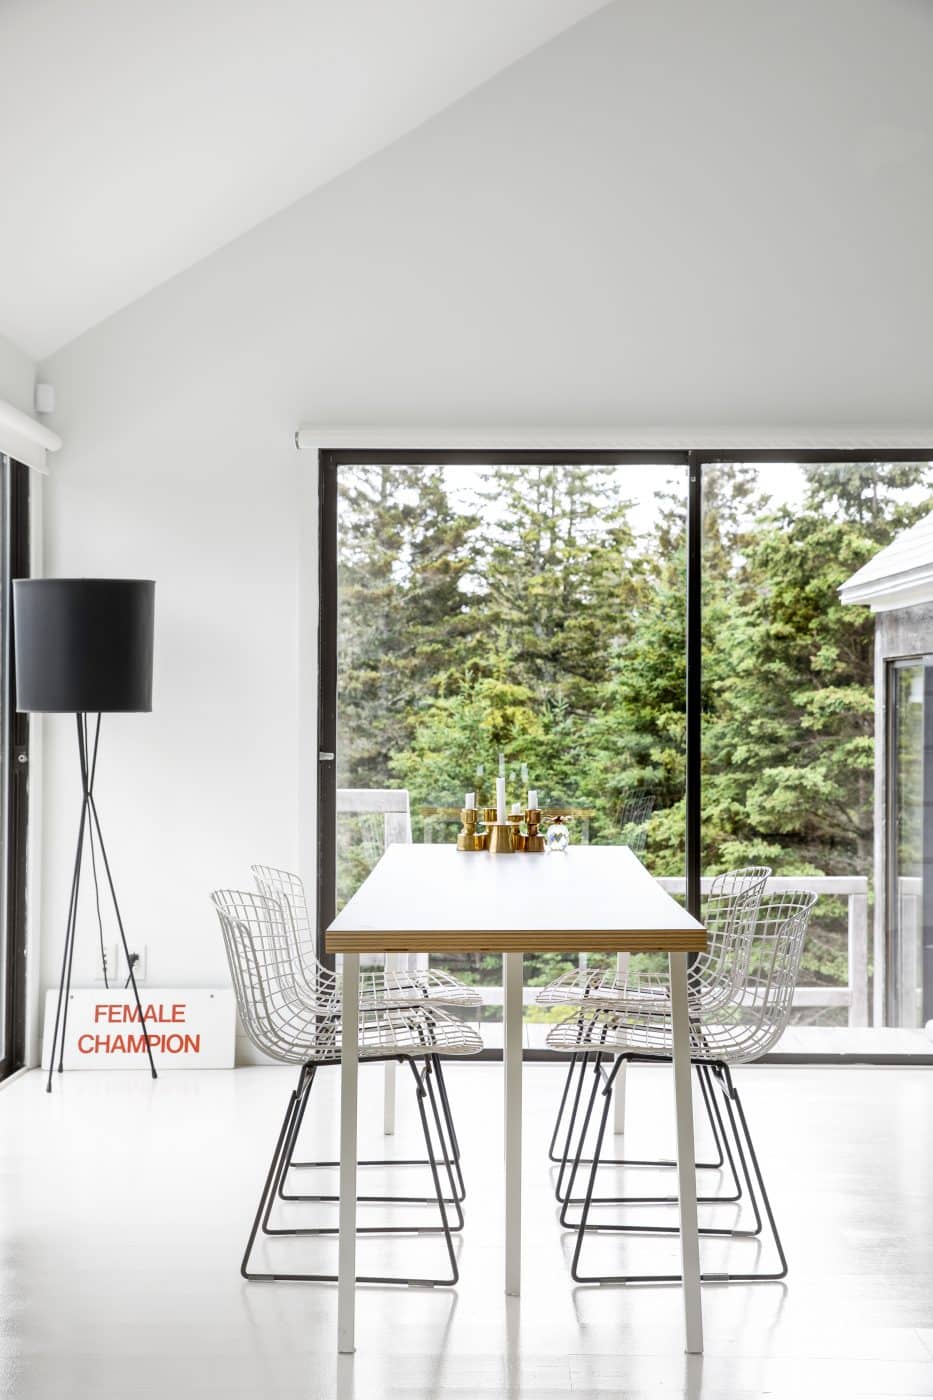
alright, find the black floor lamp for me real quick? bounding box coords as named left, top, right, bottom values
left=13, top=578, right=158, bottom=1092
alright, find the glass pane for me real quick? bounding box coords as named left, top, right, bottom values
left=335, top=461, right=688, bottom=1042
left=701, top=460, right=933, bottom=1048
left=892, top=663, right=925, bottom=1026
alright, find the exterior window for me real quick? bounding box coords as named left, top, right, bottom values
left=330, top=458, right=686, bottom=1042
left=319, top=452, right=933, bottom=1056
left=888, top=659, right=932, bottom=1026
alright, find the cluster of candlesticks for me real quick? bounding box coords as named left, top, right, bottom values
left=457, top=781, right=566, bottom=855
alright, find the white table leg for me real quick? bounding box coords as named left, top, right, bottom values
left=383, top=953, right=397, bottom=1136
left=613, top=1058, right=627, bottom=1134
left=670, top=950, right=703, bottom=1354
left=613, top=951, right=629, bottom=1133
left=504, top=950, right=523, bottom=1296
left=337, top=952, right=360, bottom=1355
left=383, top=1061, right=396, bottom=1136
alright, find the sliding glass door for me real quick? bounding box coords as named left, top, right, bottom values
left=888, top=658, right=933, bottom=1027
left=700, top=460, right=932, bottom=1047
left=319, top=452, right=689, bottom=1045
left=319, top=449, right=933, bottom=1055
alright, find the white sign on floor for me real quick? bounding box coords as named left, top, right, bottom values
left=41, top=988, right=236, bottom=1070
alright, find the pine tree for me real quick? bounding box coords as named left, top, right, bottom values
left=587, top=492, right=690, bottom=870
left=474, top=462, right=640, bottom=710
left=337, top=464, right=477, bottom=789
left=704, top=461, right=933, bottom=878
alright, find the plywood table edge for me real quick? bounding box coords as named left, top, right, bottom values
left=325, top=927, right=707, bottom=954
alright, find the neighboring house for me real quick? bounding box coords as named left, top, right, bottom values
left=840, top=512, right=933, bottom=1028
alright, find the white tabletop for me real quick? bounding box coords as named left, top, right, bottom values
left=326, top=843, right=706, bottom=954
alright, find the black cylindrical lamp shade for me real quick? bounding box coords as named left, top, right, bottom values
left=13, top=579, right=155, bottom=713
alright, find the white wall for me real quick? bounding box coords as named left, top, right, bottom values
left=0, top=333, right=35, bottom=415
left=37, top=0, right=933, bottom=1036
left=35, top=359, right=301, bottom=1003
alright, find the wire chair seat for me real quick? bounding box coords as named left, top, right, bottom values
left=535, top=866, right=772, bottom=1014
left=546, top=888, right=817, bottom=1066
left=536, top=966, right=681, bottom=1010
left=251, top=864, right=483, bottom=1010
left=547, top=1001, right=775, bottom=1066
left=244, top=1000, right=484, bottom=1067
left=291, top=965, right=484, bottom=1014
left=535, top=964, right=720, bottom=1014
left=360, top=967, right=483, bottom=1010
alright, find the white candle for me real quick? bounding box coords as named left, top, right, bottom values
left=465, top=791, right=476, bottom=810
left=511, top=802, right=523, bottom=816
left=528, top=789, right=538, bottom=809
left=496, top=776, right=507, bottom=824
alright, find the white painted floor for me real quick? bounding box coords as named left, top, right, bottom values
left=2, top=1062, right=933, bottom=1398
left=462, top=1021, right=933, bottom=1056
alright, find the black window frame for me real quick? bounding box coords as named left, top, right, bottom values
left=0, top=458, right=29, bottom=1080
left=316, top=449, right=692, bottom=972
left=317, top=446, right=932, bottom=1059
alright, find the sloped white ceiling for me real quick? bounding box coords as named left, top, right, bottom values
left=0, top=0, right=608, bottom=358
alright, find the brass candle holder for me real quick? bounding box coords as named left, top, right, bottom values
left=524, top=807, right=545, bottom=853
left=486, top=822, right=515, bottom=854
left=457, top=807, right=486, bottom=852
left=455, top=800, right=545, bottom=853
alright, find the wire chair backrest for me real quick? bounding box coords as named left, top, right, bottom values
left=705, top=866, right=772, bottom=929
left=250, top=864, right=321, bottom=996
left=210, top=888, right=332, bottom=1062
left=618, top=790, right=654, bottom=857
left=694, top=866, right=771, bottom=1003
left=711, top=888, right=818, bottom=1061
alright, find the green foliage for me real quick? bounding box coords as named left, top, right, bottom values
left=337, top=464, right=479, bottom=789
left=335, top=459, right=933, bottom=1002
left=702, top=464, right=932, bottom=878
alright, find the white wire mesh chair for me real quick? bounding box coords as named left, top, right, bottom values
left=211, top=888, right=483, bottom=1286
left=546, top=888, right=817, bottom=1285
left=540, top=866, right=771, bottom=1190
left=251, top=864, right=483, bottom=1011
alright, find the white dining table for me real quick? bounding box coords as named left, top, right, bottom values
left=325, top=843, right=707, bottom=1356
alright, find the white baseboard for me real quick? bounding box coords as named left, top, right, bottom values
left=0, top=1066, right=31, bottom=1091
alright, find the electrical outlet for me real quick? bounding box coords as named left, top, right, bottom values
left=118, top=945, right=148, bottom=984
left=94, top=945, right=119, bottom=984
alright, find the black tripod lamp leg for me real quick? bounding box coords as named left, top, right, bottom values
left=87, top=791, right=158, bottom=1080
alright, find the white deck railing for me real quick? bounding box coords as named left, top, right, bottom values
left=439, top=873, right=870, bottom=1028
left=337, top=792, right=871, bottom=1028
left=896, top=876, right=922, bottom=1026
